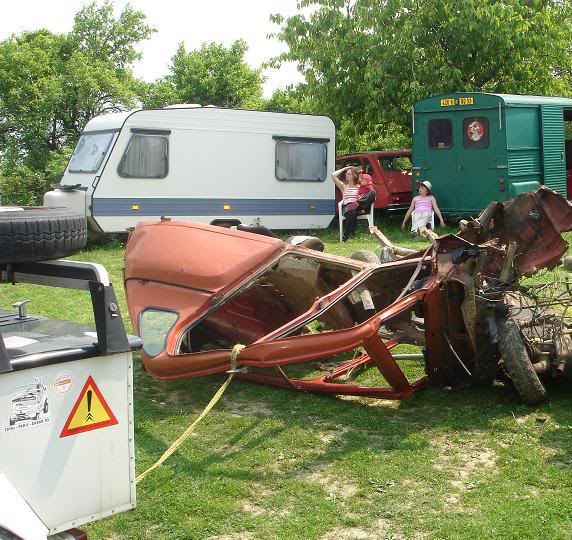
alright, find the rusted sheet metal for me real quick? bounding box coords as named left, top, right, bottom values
left=458, top=187, right=572, bottom=276
left=124, top=188, right=572, bottom=403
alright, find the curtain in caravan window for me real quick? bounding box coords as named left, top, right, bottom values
left=118, top=134, right=168, bottom=178
left=275, top=140, right=327, bottom=181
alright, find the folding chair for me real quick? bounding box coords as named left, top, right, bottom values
left=338, top=200, right=375, bottom=242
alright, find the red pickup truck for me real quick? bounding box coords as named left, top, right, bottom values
left=335, top=150, right=413, bottom=211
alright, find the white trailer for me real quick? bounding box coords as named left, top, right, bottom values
left=44, top=107, right=336, bottom=234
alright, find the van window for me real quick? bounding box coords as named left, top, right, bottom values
left=118, top=134, right=169, bottom=178
left=275, top=139, right=327, bottom=182
left=428, top=119, right=453, bottom=149
left=69, top=131, right=115, bottom=173
left=140, top=309, right=178, bottom=357
left=463, top=117, right=489, bottom=148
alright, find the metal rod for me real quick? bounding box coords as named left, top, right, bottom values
left=444, top=333, right=472, bottom=376
left=392, top=354, right=424, bottom=360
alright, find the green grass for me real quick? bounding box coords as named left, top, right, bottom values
left=3, top=218, right=572, bottom=539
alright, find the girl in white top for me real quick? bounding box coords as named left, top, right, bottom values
left=331, top=165, right=361, bottom=241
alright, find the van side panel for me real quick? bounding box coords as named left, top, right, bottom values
left=541, top=106, right=567, bottom=196
left=506, top=106, right=542, bottom=197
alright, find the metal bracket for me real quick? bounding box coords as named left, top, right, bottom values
left=89, top=282, right=131, bottom=355
left=1, top=260, right=132, bottom=356
left=0, top=333, right=12, bottom=373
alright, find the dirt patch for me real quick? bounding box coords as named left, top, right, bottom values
left=338, top=395, right=402, bottom=409
left=240, top=500, right=265, bottom=517
left=306, top=470, right=358, bottom=500
left=239, top=483, right=292, bottom=518
left=239, top=499, right=292, bottom=518
left=161, top=389, right=199, bottom=410
left=321, top=518, right=398, bottom=540
left=317, top=426, right=351, bottom=444
left=431, top=434, right=497, bottom=512
left=208, top=534, right=254, bottom=540
left=222, top=397, right=275, bottom=418
left=294, top=461, right=358, bottom=500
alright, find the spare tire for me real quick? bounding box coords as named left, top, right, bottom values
left=497, top=318, right=547, bottom=405
left=0, top=207, right=87, bottom=263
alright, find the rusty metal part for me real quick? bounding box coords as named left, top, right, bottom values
left=123, top=188, right=572, bottom=402
left=368, top=226, right=417, bottom=257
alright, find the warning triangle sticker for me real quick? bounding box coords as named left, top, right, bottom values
left=60, top=376, right=118, bottom=437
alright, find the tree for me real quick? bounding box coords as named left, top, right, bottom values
left=271, top=0, right=572, bottom=149
left=264, top=88, right=308, bottom=113
left=142, top=40, right=265, bottom=109
left=0, top=1, right=154, bottom=204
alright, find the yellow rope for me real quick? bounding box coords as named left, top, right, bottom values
left=135, top=343, right=246, bottom=484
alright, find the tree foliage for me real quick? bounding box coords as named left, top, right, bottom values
left=271, top=0, right=572, bottom=149
left=142, top=40, right=265, bottom=109
left=0, top=1, right=154, bottom=204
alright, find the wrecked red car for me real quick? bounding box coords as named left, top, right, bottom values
left=124, top=187, right=572, bottom=404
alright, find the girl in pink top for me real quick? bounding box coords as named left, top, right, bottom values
left=402, top=181, right=445, bottom=234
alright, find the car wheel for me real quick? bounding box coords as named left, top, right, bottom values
left=0, top=207, right=87, bottom=263
left=497, top=318, right=547, bottom=405
left=9, top=418, right=15, bottom=426
left=34, top=412, right=39, bottom=420
left=43, top=399, right=49, bottom=414
left=350, top=250, right=380, bottom=264
left=285, top=236, right=324, bottom=251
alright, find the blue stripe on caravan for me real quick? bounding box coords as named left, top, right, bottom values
left=93, top=198, right=336, bottom=216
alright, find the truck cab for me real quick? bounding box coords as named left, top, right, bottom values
left=335, top=150, right=413, bottom=211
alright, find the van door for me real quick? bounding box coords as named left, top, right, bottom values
left=421, top=112, right=458, bottom=212
left=457, top=111, right=496, bottom=214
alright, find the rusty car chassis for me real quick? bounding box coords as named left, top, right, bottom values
left=124, top=188, right=572, bottom=404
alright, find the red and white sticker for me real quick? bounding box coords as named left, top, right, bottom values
left=53, top=372, right=73, bottom=395
left=466, top=120, right=485, bottom=142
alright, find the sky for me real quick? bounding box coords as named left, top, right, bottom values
left=0, top=0, right=306, bottom=97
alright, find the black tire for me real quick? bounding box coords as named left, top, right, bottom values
left=0, top=207, right=87, bottom=263
left=43, top=399, right=49, bottom=414
left=350, top=250, right=380, bottom=264
left=497, top=318, right=547, bottom=405
left=285, top=236, right=324, bottom=252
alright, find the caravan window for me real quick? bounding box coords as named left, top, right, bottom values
left=428, top=119, right=453, bottom=149
left=275, top=137, right=328, bottom=182
left=69, top=131, right=115, bottom=173
left=118, top=134, right=169, bottom=178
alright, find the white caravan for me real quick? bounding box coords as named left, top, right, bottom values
left=44, top=106, right=336, bottom=233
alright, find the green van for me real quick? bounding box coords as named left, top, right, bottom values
left=412, top=92, right=572, bottom=218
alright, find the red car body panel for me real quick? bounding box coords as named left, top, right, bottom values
left=124, top=188, right=572, bottom=401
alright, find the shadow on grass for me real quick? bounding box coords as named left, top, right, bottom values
left=132, top=355, right=572, bottom=481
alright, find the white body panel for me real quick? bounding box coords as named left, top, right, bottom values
left=45, top=107, right=336, bottom=233
left=0, top=353, right=135, bottom=534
